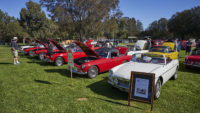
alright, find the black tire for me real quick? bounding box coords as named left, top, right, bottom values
left=39, top=52, right=45, bottom=60
left=155, top=79, right=162, bottom=99
left=87, top=66, right=98, bottom=78
left=29, top=50, right=34, bottom=56
left=171, top=67, right=178, bottom=80
left=54, top=57, right=64, bottom=66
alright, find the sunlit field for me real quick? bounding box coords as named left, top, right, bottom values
left=0, top=45, right=199, bottom=113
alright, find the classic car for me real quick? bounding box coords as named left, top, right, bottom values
left=31, top=39, right=61, bottom=60
left=184, top=49, right=200, bottom=69
left=43, top=40, right=100, bottom=66
left=108, top=53, right=179, bottom=99
left=180, top=40, right=188, bottom=50
left=43, top=41, right=88, bottom=66
left=71, top=42, right=132, bottom=78
left=149, top=42, right=179, bottom=60
left=126, top=40, right=149, bottom=56
left=23, top=39, right=46, bottom=55
left=19, top=38, right=35, bottom=52
left=151, top=40, right=165, bottom=47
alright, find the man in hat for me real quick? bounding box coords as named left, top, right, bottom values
left=11, top=37, right=20, bottom=65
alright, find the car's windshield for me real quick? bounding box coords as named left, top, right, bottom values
left=95, top=48, right=109, bottom=58
left=150, top=46, right=170, bottom=53
left=192, top=50, right=200, bottom=55
left=131, top=53, right=165, bottom=64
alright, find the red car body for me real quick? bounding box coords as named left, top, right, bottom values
left=71, top=42, right=132, bottom=78
left=44, top=39, right=92, bottom=66
left=180, top=40, right=188, bottom=50
left=184, top=49, right=200, bottom=69
left=151, top=40, right=165, bottom=47
left=23, top=39, right=47, bottom=55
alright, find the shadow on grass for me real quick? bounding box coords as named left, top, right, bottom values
left=178, top=61, right=200, bottom=74
left=0, top=62, right=12, bottom=65
left=27, top=61, right=51, bottom=66
left=34, top=79, right=52, bottom=85
left=87, top=78, right=128, bottom=100
left=95, top=97, right=143, bottom=110
left=44, top=69, right=88, bottom=78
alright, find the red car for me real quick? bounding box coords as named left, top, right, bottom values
left=180, top=40, right=188, bottom=50
left=23, top=39, right=47, bottom=56
left=31, top=39, right=61, bottom=60
left=44, top=40, right=88, bottom=66
left=151, top=40, right=165, bottom=47
left=184, top=49, right=200, bottom=69
left=71, top=42, right=132, bottom=78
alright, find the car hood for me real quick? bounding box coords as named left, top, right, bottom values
left=187, top=55, right=200, bottom=61
left=162, top=42, right=175, bottom=51
left=135, top=40, right=147, bottom=50
left=49, top=39, right=66, bottom=51
left=35, top=39, right=47, bottom=47
left=112, top=62, right=162, bottom=80
left=75, top=41, right=100, bottom=58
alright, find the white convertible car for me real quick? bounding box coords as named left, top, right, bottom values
left=108, top=53, right=179, bottom=99
left=127, top=40, right=149, bottom=56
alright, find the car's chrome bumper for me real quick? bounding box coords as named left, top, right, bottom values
left=108, top=79, right=129, bottom=92
left=72, top=69, right=87, bottom=75
left=68, top=66, right=87, bottom=75
left=184, top=63, right=200, bottom=68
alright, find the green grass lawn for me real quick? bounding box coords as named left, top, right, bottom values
left=0, top=45, right=200, bottom=113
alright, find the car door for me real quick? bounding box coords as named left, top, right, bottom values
left=108, top=50, right=122, bottom=69
left=162, top=58, right=177, bottom=83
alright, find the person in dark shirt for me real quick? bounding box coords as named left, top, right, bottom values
left=11, top=37, right=20, bottom=65
left=196, top=39, right=200, bottom=49
left=185, top=40, right=192, bottom=56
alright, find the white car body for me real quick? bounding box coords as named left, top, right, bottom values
left=108, top=53, right=179, bottom=93
left=127, top=40, right=149, bottom=56
left=20, top=45, right=34, bottom=51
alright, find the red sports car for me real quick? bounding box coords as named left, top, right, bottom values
left=151, top=40, right=165, bottom=47
left=184, top=49, right=200, bottom=69
left=23, top=39, right=47, bottom=56
left=31, top=39, right=61, bottom=60
left=71, top=42, right=132, bottom=78
left=44, top=40, right=89, bottom=66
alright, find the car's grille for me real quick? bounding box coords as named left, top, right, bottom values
left=118, top=79, right=129, bottom=88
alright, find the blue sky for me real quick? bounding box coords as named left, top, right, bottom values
left=0, top=0, right=199, bottom=29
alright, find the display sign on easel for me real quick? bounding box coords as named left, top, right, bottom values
left=67, top=47, right=74, bottom=86
left=128, top=71, right=155, bottom=111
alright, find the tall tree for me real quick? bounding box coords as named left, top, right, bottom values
left=40, top=0, right=121, bottom=40
left=168, top=6, right=200, bottom=39
left=0, top=9, right=27, bottom=43
left=20, top=1, right=58, bottom=39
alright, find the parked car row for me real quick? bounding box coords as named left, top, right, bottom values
left=20, top=38, right=199, bottom=99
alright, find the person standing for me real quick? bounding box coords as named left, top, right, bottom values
left=11, top=37, right=20, bottom=65
left=185, top=40, right=192, bottom=56
left=196, top=39, right=200, bottom=49
left=146, top=37, right=152, bottom=50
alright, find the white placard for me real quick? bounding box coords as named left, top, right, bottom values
left=134, top=78, right=149, bottom=98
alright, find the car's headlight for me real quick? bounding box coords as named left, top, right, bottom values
left=113, top=78, right=118, bottom=84
left=50, top=55, right=53, bottom=59
left=81, top=64, right=85, bottom=69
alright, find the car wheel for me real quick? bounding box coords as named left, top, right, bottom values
left=55, top=57, right=64, bottom=66
left=171, top=67, right=178, bottom=80
left=39, top=52, right=45, bottom=60
left=29, top=50, right=34, bottom=56
left=155, top=79, right=162, bottom=99
left=87, top=66, right=98, bottom=78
